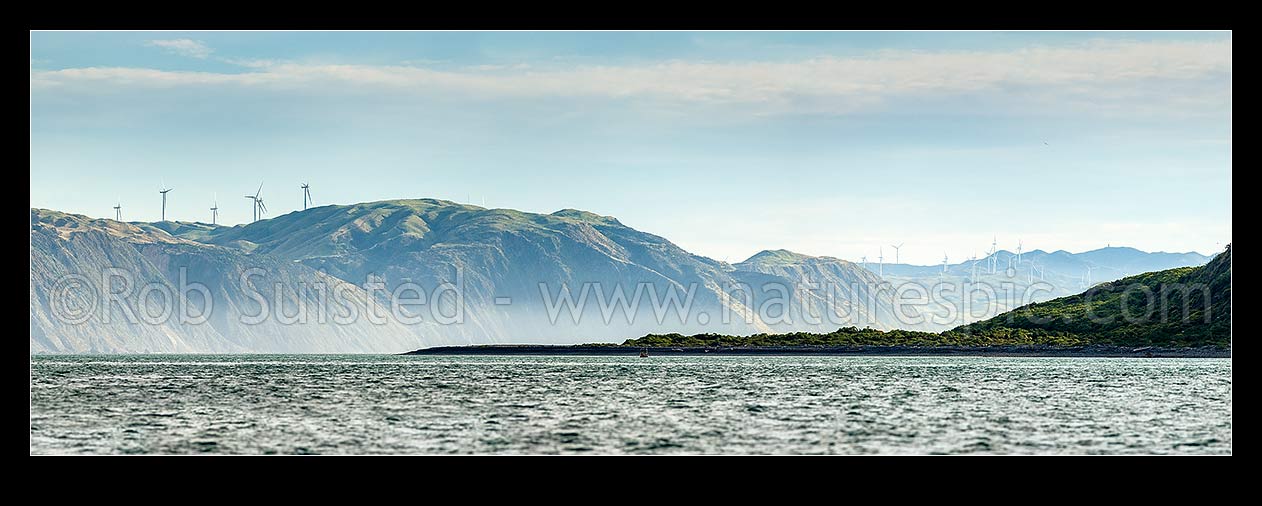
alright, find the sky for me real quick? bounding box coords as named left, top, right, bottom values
left=30, top=31, right=1232, bottom=265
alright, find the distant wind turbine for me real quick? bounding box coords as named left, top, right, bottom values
left=245, top=182, right=264, bottom=223
left=990, top=236, right=998, bottom=274
left=890, top=243, right=903, bottom=265
left=1016, top=239, right=1023, bottom=265
left=1028, top=261, right=1046, bottom=284
left=210, top=194, right=219, bottom=225
left=942, top=253, right=949, bottom=275
left=159, top=186, right=173, bottom=222
left=113, top=200, right=122, bottom=221
left=301, top=182, right=312, bottom=210
left=878, top=247, right=884, bottom=277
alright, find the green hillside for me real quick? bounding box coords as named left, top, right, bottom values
left=955, top=244, right=1230, bottom=347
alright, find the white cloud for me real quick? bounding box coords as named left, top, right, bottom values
left=145, top=39, right=213, bottom=59
left=34, top=39, right=1231, bottom=117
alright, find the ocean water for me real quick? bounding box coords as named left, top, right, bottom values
left=30, top=355, right=1231, bottom=455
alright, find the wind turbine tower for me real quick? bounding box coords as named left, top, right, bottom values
left=990, top=236, right=998, bottom=274
left=878, top=247, right=884, bottom=277
left=890, top=243, right=904, bottom=265
left=301, top=183, right=312, bottom=210
left=1016, top=239, right=1023, bottom=265
left=942, top=253, right=949, bottom=275
left=245, top=182, right=264, bottom=223
left=113, top=201, right=122, bottom=221
left=210, top=196, right=219, bottom=225
left=159, top=187, right=173, bottom=222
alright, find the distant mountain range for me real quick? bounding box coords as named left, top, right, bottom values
left=876, top=247, right=1211, bottom=282
left=868, top=246, right=1213, bottom=328
left=28, top=200, right=1219, bottom=353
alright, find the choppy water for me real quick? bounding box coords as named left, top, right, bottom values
left=30, top=355, right=1231, bottom=455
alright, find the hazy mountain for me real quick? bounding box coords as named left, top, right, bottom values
left=193, top=200, right=919, bottom=340
left=867, top=246, right=1214, bottom=330
left=31, top=209, right=427, bottom=353
left=876, top=247, right=1210, bottom=282
left=733, top=249, right=923, bottom=331
left=31, top=200, right=921, bottom=353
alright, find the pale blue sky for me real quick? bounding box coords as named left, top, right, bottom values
left=30, top=31, right=1232, bottom=264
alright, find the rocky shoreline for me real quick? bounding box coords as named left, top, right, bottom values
left=404, top=344, right=1231, bottom=358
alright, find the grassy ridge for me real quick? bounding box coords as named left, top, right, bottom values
left=957, top=244, right=1229, bottom=347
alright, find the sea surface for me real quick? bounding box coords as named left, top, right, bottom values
left=30, top=355, right=1232, bottom=455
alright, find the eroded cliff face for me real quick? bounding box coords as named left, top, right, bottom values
left=31, top=209, right=428, bottom=353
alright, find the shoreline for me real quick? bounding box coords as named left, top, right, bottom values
left=403, top=344, right=1231, bottom=358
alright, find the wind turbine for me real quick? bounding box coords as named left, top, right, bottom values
left=990, top=236, right=998, bottom=274
left=210, top=194, right=219, bottom=225
left=1016, top=239, right=1023, bottom=265
left=113, top=200, right=122, bottom=221
left=245, top=182, right=263, bottom=223
left=970, top=252, right=979, bottom=279
left=1084, top=264, right=1096, bottom=287
left=890, top=243, right=904, bottom=265
left=301, top=183, right=312, bottom=210
left=159, top=186, right=173, bottom=222
left=861, top=255, right=868, bottom=270
left=942, top=253, right=949, bottom=275
left=878, top=247, right=884, bottom=277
